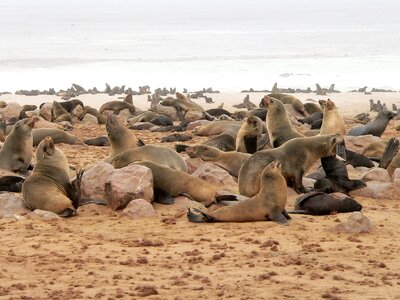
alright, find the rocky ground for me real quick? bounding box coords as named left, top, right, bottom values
left=0, top=95, right=400, bottom=299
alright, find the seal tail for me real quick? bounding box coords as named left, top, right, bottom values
left=379, top=137, right=399, bottom=169
left=175, top=144, right=189, bottom=153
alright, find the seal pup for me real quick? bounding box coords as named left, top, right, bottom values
left=261, top=95, right=303, bottom=148
left=239, top=134, right=343, bottom=196
left=187, top=160, right=290, bottom=224
left=105, top=115, right=139, bottom=162
left=111, top=144, right=188, bottom=172
left=22, top=137, right=82, bottom=217
left=32, top=128, right=82, bottom=146
left=348, top=111, right=396, bottom=137
left=185, top=145, right=250, bottom=177
left=0, top=118, right=35, bottom=174
left=235, top=115, right=263, bottom=154
left=134, top=161, right=236, bottom=207
left=289, top=192, right=362, bottom=215
left=313, top=155, right=366, bottom=193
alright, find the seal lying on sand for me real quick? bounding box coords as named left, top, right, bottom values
left=134, top=161, right=236, bottom=206
left=0, top=118, right=35, bottom=174
left=22, top=137, right=83, bottom=217
left=32, top=128, right=82, bottom=146
left=175, top=133, right=237, bottom=153
left=187, top=160, right=290, bottom=224
left=289, top=192, right=362, bottom=215
left=185, top=145, right=250, bottom=177
left=348, top=111, right=396, bottom=137
left=239, top=134, right=343, bottom=196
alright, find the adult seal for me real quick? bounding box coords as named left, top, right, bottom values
left=187, top=160, right=291, bottom=224
left=185, top=145, right=250, bottom=177
left=348, top=111, right=396, bottom=137
left=32, top=128, right=83, bottom=146
left=238, top=134, right=343, bottom=196
left=22, top=137, right=83, bottom=217
left=261, top=95, right=303, bottom=148
left=0, top=118, right=35, bottom=174
left=265, top=93, right=307, bottom=116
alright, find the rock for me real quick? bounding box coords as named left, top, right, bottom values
left=123, top=199, right=158, bottom=219
left=361, top=168, right=391, bottom=182
left=185, top=158, right=205, bottom=174
left=191, top=162, right=238, bottom=193
left=186, top=120, right=211, bottom=131
left=184, top=110, right=203, bottom=122
left=345, top=135, right=383, bottom=153
left=354, top=166, right=370, bottom=174
left=105, top=164, right=153, bottom=210
left=330, top=212, right=373, bottom=234
left=82, top=114, right=99, bottom=124
left=81, top=162, right=115, bottom=199
left=39, top=102, right=53, bottom=121
left=302, top=177, right=316, bottom=190
left=0, top=102, right=23, bottom=121
left=346, top=164, right=355, bottom=173
left=350, top=181, right=400, bottom=200
left=28, top=209, right=61, bottom=220
left=392, top=168, right=400, bottom=183
left=154, top=104, right=178, bottom=120
left=0, top=193, right=29, bottom=219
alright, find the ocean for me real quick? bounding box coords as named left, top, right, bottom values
left=1, top=0, right=400, bottom=92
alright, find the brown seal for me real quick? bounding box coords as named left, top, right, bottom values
left=0, top=118, right=35, bottom=174
left=32, top=128, right=83, bottom=146
left=193, top=120, right=242, bottom=137
left=235, top=115, right=263, bottom=154
left=111, top=144, right=188, bottom=172
left=266, top=93, right=307, bottom=116
left=261, top=95, right=303, bottom=148
left=185, top=145, right=250, bottom=177
left=134, top=160, right=234, bottom=207
left=52, top=101, right=72, bottom=123
left=187, top=160, right=290, bottom=224
left=105, top=115, right=139, bottom=162
left=238, top=134, right=343, bottom=196
left=82, top=106, right=107, bottom=124
left=22, top=137, right=82, bottom=217
left=319, top=99, right=346, bottom=135
left=99, top=98, right=136, bottom=115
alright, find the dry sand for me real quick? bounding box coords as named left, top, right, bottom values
left=0, top=92, right=400, bottom=299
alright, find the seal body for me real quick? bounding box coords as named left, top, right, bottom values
left=239, top=134, right=343, bottom=196
left=348, top=111, right=396, bottom=137
left=319, top=99, right=346, bottom=136
left=235, top=115, right=263, bottom=154
left=32, top=128, right=82, bottom=146
left=187, top=160, right=290, bottom=224
left=265, top=93, right=306, bottom=116
left=22, top=137, right=79, bottom=216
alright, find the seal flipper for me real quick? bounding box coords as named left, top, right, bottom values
left=0, top=176, right=24, bottom=192
left=136, top=138, right=145, bottom=147
left=58, top=208, right=77, bottom=218
left=335, top=142, right=346, bottom=160
left=282, top=209, right=291, bottom=220
left=244, top=135, right=258, bottom=154
left=379, top=137, right=399, bottom=169
left=79, top=198, right=107, bottom=206
left=175, top=144, right=189, bottom=153
left=153, top=188, right=175, bottom=205
left=187, top=208, right=216, bottom=223
left=268, top=212, right=289, bottom=225
left=68, top=170, right=84, bottom=209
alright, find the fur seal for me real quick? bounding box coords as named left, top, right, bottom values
left=261, top=96, right=303, bottom=148
left=22, top=137, right=82, bottom=217
left=185, top=145, right=250, bottom=177
left=32, top=128, right=82, bottom=146
left=111, top=144, right=188, bottom=172
left=319, top=99, right=346, bottom=136
left=0, top=118, right=35, bottom=174
left=304, top=102, right=323, bottom=115
left=235, top=115, right=263, bottom=154
left=129, top=111, right=160, bottom=124
left=248, top=108, right=268, bottom=121
left=82, top=106, right=107, bottom=124
left=175, top=133, right=237, bottom=153
left=193, top=120, right=242, bottom=137
left=99, top=100, right=136, bottom=115
left=19, top=105, right=38, bottom=119
left=345, top=149, right=374, bottom=168
left=383, top=138, right=400, bottom=176
left=348, top=111, right=396, bottom=137
left=52, top=101, right=72, bottom=123
left=265, top=93, right=306, bottom=116
left=313, top=155, right=366, bottom=193
left=150, top=115, right=173, bottom=126
left=134, top=161, right=234, bottom=207
left=105, top=115, right=139, bottom=162
left=83, top=136, right=110, bottom=147
left=59, top=99, right=84, bottom=113
left=298, top=112, right=323, bottom=125
left=161, top=133, right=192, bottom=143
left=205, top=108, right=231, bottom=118
left=290, top=192, right=362, bottom=215
left=187, top=160, right=290, bottom=224
left=238, top=134, right=343, bottom=196
left=0, top=169, right=25, bottom=192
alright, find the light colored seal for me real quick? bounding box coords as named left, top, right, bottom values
left=238, top=134, right=343, bottom=196
left=319, top=99, right=346, bottom=136
left=235, top=115, right=263, bottom=154
left=187, top=160, right=290, bottom=224
left=32, top=128, right=82, bottom=146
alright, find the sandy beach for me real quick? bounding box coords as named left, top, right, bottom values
left=0, top=91, right=399, bottom=299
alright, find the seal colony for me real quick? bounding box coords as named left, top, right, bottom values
left=0, top=88, right=398, bottom=223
